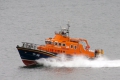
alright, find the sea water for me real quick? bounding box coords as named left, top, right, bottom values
left=1, top=0, right=120, bottom=80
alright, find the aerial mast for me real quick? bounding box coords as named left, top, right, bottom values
left=67, top=21, right=70, bottom=37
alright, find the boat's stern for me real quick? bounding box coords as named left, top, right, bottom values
left=95, top=49, right=104, bottom=57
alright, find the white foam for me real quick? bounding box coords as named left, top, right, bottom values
left=37, top=54, right=120, bottom=68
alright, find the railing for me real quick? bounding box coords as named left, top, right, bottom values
left=21, top=42, right=39, bottom=50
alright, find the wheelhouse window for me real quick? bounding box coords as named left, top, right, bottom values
left=62, top=43, right=66, bottom=47
left=58, top=43, right=61, bottom=46
left=74, top=46, right=77, bottom=49
left=70, top=45, right=77, bottom=49
left=70, top=45, right=73, bottom=48
left=54, top=42, right=58, bottom=46
left=45, top=41, right=52, bottom=44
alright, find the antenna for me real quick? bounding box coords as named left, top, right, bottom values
left=67, top=21, right=70, bottom=41
left=67, top=21, right=70, bottom=39
left=67, top=21, right=70, bottom=28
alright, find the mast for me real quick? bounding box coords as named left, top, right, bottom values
left=67, top=21, right=70, bottom=38
left=67, top=21, right=70, bottom=41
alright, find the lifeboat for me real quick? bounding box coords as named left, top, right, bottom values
left=16, top=23, right=104, bottom=66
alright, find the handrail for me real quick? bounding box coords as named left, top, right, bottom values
left=22, top=42, right=39, bottom=50
left=79, top=38, right=90, bottom=50
left=70, top=38, right=90, bottom=50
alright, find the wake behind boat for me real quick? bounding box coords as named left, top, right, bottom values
left=16, top=23, right=104, bottom=66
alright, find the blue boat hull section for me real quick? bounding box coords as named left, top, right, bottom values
left=17, top=47, right=57, bottom=61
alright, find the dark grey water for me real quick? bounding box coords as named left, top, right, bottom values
left=1, top=0, right=120, bottom=80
